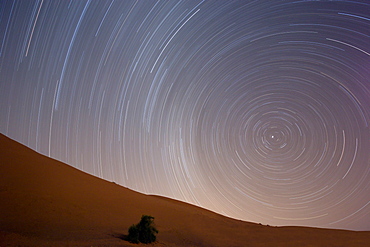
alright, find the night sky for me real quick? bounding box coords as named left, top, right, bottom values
left=1, top=0, right=369, bottom=231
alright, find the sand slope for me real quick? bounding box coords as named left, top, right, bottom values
left=1, top=133, right=369, bottom=246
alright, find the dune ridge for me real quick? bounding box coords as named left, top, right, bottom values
left=1, top=133, right=369, bottom=246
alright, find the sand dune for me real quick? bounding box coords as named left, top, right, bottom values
left=1, top=133, right=369, bottom=246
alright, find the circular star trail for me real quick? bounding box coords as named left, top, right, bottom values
left=1, top=0, right=369, bottom=231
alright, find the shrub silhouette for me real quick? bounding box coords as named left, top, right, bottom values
left=127, top=215, right=158, bottom=244
left=128, top=224, right=140, bottom=243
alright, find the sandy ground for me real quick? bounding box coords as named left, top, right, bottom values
left=1, top=133, right=369, bottom=246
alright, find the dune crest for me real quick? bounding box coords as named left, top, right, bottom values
left=1, top=133, right=369, bottom=246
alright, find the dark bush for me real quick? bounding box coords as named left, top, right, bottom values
left=128, top=224, right=140, bottom=243
left=127, top=215, right=158, bottom=244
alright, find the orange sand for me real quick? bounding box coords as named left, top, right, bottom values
left=1, top=133, right=369, bottom=246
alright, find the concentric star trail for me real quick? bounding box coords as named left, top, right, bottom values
left=1, top=0, right=369, bottom=231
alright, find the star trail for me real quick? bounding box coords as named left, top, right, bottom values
left=1, top=0, right=369, bottom=231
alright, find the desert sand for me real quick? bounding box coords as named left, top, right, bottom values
left=1, top=133, right=369, bottom=246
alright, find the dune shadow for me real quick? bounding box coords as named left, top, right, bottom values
left=112, top=232, right=129, bottom=241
